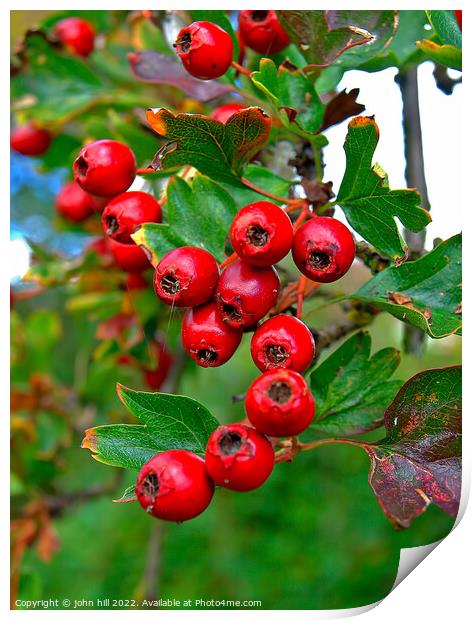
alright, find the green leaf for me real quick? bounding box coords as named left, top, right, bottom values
left=132, top=174, right=238, bottom=263
left=365, top=366, right=461, bottom=527
left=427, top=10, right=462, bottom=48
left=352, top=234, right=462, bottom=338
left=352, top=10, right=429, bottom=73
left=251, top=59, right=325, bottom=136
left=309, top=332, right=402, bottom=436
left=220, top=163, right=293, bottom=208
left=416, top=40, right=462, bottom=71
left=336, top=116, right=430, bottom=260
left=12, top=32, right=104, bottom=124
left=145, top=107, right=271, bottom=184
left=82, top=384, right=219, bottom=470
left=277, top=10, right=398, bottom=77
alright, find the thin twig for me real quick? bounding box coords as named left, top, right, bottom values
left=397, top=66, right=431, bottom=356
left=144, top=522, right=163, bottom=602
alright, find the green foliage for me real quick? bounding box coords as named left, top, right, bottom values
left=146, top=107, right=271, bottom=184
left=277, top=10, right=398, bottom=76
left=337, top=116, right=430, bottom=260
left=365, top=366, right=461, bottom=527
left=133, top=174, right=238, bottom=263
left=352, top=235, right=462, bottom=338
left=12, top=33, right=104, bottom=124
left=251, top=59, right=325, bottom=136
left=82, top=385, right=219, bottom=470
left=309, top=332, right=402, bottom=436
left=416, top=40, right=462, bottom=71
left=427, top=10, right=462, bottom=48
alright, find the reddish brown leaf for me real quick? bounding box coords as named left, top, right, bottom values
left=365, top=366, right=461, bottom=528
left=321, top=88, right=366, bottom=131
left=128, top=51, right=233, bottom=102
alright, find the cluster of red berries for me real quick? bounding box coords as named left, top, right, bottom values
left=174, top=12, right=290, bottom=81
left=10, top=17, right=96, bottom=158
left=137, top=198, right=355, bottom=521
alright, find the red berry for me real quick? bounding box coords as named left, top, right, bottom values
left=109, top=239, right=152, bottom=273
left=10, top=123, right=52, bottom=156
left=154, top=246, right=219, bottom=307
left=181, top=302, right=242, bottom=367
left=54, top=17, right=95, bottom=57
left=210, top=103, right=246, bottom=124
left=245, top=368, right=315, bottom=437
left=55, top=181, right=96, bottom=222
left=126, top=272, right=149, bottom=291
left=292, top=216, right=355, bottom=283
left=174, top=21, right=233, bottom=80
left=102, top=191, right=161, bottom=244
left=216, top=260, right=280, bottom=328
left=136, top=450, right=214, bottom=522
left=73, top=140, right=136, bottom=198
left=144, top=339, right=174, bottom=390
left=238, top=10, right=290, bottom=55
left=229, top=201, right=293, bottom=267
left=251, top=315, right=315, bottom=373
left=455, top=10, right=462, bottom=31
left=205, top=423, right=274, bottom=492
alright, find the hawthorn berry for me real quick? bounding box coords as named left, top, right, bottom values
left=291, top=216, right=355, bottom=283
left=55, top=181, right=96, bottom=222
left=238, top=10, right=290, bottom=55
left=136, top=450, right=214, bottom=522
left=102, top=191, right=162, bottom=244
left=109, top=239, right=152, bottom=273
left=245, top=368, right=315, bottom=437
left=126, top=272, right=149, bottom=291
left=455, top=10, right=462, bottom=31
left=211, top=103, right=246, bottom=124
left=216, top=260, right=280, bottom=328
left=54, top=17, right=96, bottom=57
left=10, top=123, right=52, bottom=156
left=205, top=423, right=274, bottom=492
left=73, top=140, right=136, bottom=198
left=144, top=339, right=174, bottom=390
left=181, top=302, right=242, bottom=367
left=251, top=315, right=315, bottom=373
left=154, top=246, right=219, bottom=308
left=229, top=201, right=293, bottom=267
left=174, top=21, right=233, bottom=80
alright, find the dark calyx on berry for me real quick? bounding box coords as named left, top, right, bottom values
left=141, top=471, right=159, bottom=501
left=218, top=431, right=243, bottom=455
left=161, top=273, right=180, bottom=295
left=308, top=250, right=332, bottom=271
left=251, top=10, right=269, bottom=21
left=105, top=215, right=119, bottom=236
left=265, top=344, right=289, bottom=366
left=246, top=225, right=269, bottom=247
left=267, top=380, right=292, bottom=404
left=75, top=155, right=88, bottom=178
left=221, top=303, right=243, bottom=323
left=196, top=349, right=218, bottom=365
left=174, top=32, right=192, bottom=54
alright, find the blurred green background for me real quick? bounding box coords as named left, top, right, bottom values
left=11, top=9, right=461, bottom=611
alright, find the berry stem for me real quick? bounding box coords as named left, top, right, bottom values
left=219, top=251, right=238, bottom=270
left=136, top=167, right=156, bottom=175
left=274, top=436, right=300, bottom=463
left=241, top=177, right=305, bottom=206
left=299, top=437, right=369, bottom=451
left=296, top=275, right=307, bottom=319
left=231, top=60, right=251, bottom=76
